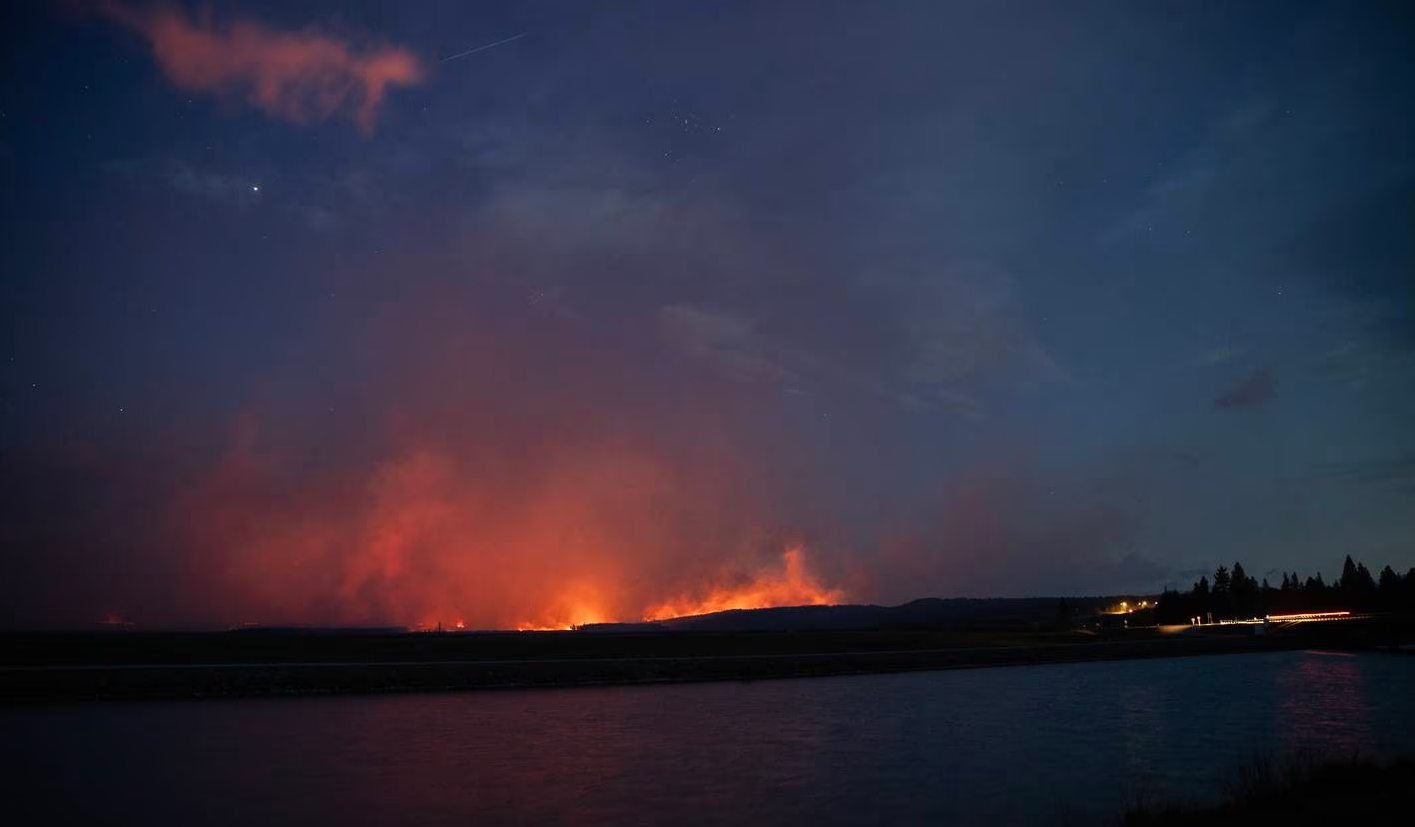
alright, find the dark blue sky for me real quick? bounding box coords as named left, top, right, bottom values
left=2, top=1, right=1412, bottom=627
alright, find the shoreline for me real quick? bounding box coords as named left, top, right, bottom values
left=0, top=632, right=1311, bottom=703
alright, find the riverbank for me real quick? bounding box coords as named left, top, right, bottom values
left=1124, top=754, right=1415, bottom=825
left=0, top=627, right=1316, bottom=702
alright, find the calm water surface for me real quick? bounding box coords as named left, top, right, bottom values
left=6, top=650, right=1415, bottom=825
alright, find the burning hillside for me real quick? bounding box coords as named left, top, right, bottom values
left=642, top=546, right=845, bottom=622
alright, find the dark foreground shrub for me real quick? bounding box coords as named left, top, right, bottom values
left=1124, top=752, right=1415, bottom=826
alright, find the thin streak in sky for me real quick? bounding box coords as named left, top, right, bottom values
left=441, top=33, right=526, bottom=62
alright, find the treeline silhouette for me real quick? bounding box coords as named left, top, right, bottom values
left=1155, top=555, right=1415, bottom=624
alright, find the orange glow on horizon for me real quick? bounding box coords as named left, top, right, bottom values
left=513, top=585, right=612, bottom=630
left=641, top=546, right=845, bottom=621
left=513, top=605, right=608, bottom=631
left=99, top=611, right=133, bottom=628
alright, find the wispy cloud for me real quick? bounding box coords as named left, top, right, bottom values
left=165, top=159, right=261, bottom=205
left=99, top=2, right=424, bottom=131
left=105, top=157, right=260, bottom=207
left=1314, top=454, right=1415, bottom=487
left=1215, top=364, right=1278, bottom=410
left=1188, top=345, right=1247, bottom=368
left=658, top=305, right=792, bottom=384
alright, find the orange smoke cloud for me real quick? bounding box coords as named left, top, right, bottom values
left=176, top=426, right=826, bottom=629
left=99, top=2, right=423, bottom=131
left=146, top=271, right=841, bottom=631
left=642, top=546, right=845, bottom=621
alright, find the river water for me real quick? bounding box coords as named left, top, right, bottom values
left=6, top=649, right=1415, bottom=825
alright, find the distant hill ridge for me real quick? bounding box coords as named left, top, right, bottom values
left=581, top=596, right=1125, bottom=632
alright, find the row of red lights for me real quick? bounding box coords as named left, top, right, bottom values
left=1264, top=610, right=1351, bottom=621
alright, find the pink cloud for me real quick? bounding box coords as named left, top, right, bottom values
left=100, top=2, right=424, bottom=131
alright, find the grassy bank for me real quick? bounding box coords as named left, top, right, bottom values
left=1125, top=753, right=1415, bottom=825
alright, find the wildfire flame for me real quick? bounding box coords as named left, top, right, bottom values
left=513, top=610, right=606, bottom=632
left=513, top=583, right=611, bottom=630
left=642, top=546, right=844, bottom=621
left=421, top=548, right=843, bottom=631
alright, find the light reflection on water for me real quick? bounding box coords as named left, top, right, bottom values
left=1275, top=652, right=1372, bottom=756
left=5, top=650, right=1415, bottom=825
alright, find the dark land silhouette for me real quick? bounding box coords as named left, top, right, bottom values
left=4, top=551, right=1414, bottom=702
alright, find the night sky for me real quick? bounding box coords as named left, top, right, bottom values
left=2, top=1, right=1413, bottom=629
